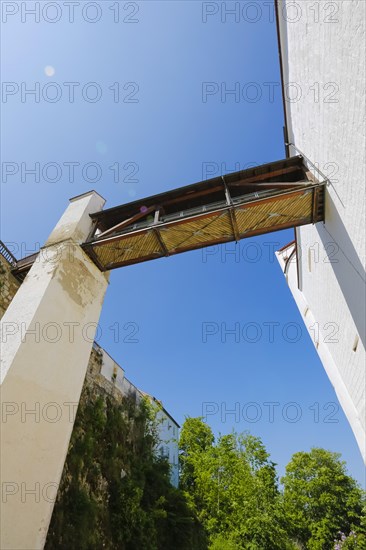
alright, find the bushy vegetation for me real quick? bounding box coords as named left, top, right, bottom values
left=46, top=404, right=365, bottom=550
left=282, top=448, right=365, bottom=550
left=45, top=390, right=205, bottom=550
left=179, top=418, right=365, bottom=550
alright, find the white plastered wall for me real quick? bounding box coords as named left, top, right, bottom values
left=0, top=192, right=109, bottom=549
left=276, top=0, right=365, bottom=460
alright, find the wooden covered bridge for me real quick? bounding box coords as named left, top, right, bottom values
left=11, top=155, right=325, bottom=279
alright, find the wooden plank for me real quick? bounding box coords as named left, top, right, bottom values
left=100, top=215, right=312, bottom=270
left=311, top=187, right=319, bottom=223
left=82, top=245, right=106, bottom=272
left=170, top=217, right=312, bottom=254
left=235, top=188, right=311, bottom=210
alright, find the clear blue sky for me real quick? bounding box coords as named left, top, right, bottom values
left=1, top=1, right=364, bottom=486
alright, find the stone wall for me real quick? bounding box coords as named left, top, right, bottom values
left=0, top=254, right=21, bottom=319
left=86, top=344, right=124, bottom=403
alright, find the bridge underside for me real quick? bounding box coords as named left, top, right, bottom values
left=82, top=156, right=325, bottom=271
left=9, top=156, right=325, bottom=279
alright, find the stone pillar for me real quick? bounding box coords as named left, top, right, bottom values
left=0, top=192, right=109, bottom=549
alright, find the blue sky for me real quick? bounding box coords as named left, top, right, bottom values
left=1, top=1, right=364, bottom=485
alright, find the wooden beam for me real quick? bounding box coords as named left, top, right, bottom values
left=229, top=165, right=302, bottom=185
left=161, top=185, right=225, bottom=207
left=153, top=227, right=170, bottom=256
left=221, top=177, right=240, bottom=242
left=230, top=180, right=310, bottom=190
left=229, top=208, right=240, bottom=242
left=97, top=205, right=157, bottom=238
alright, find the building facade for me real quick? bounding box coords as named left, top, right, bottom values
left=276, top=0, right=365, bottom=460
left=94, top=342, right=180, bottom=487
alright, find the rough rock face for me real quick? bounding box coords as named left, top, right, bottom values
left=44, top=371, right=153, bottom=550
left=0, top=254, right=21, bottom=319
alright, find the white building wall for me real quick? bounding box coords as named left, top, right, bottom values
left=97, top=344, right=126, bottom=391
left=94, top=343, right=180, bottom=486
left=155, top=408, right=180, bottom=488
left=277, top=1, right=365, bottom=460
left=93, top=343, right=141, bottom=403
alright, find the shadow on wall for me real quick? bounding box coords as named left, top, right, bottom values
left=319, top=192, right=366, bottom=349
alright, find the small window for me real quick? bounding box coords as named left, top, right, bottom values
left=159, top=446, right=169, bottom=459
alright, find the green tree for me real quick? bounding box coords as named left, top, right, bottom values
left=179, top=417, right=294, bottom=549
left=282, top=448, right=365, bottom=550
left=179, top=416, right=215, bottom=495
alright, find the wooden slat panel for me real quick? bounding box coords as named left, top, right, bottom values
left=87, top=187, right=318, bottom=270
left=92, top=231, right=161, bottom=267
left=235, top=191, right=312, bottom=235
left=159, top=212, right=233, bottom=252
